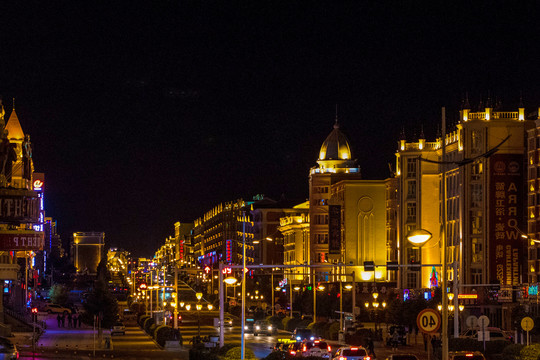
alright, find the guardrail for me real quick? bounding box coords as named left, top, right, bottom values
left=4, top=307, right=46, bottom=331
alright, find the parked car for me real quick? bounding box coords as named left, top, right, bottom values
left=43, top=304, right=71, bottom=314
left=254, top=320, right=274, bottom=336
left=110, top=321, right=126, bottom=336
left=0, top=337, right=18, bottom=360
left=448, top=351, right=486, bottom=360
left=333, top=346, right=370, bottom=360
left=460, top=327, right=512, bottom=342
left=385, top=355, right=419, bottom=360
left=386, top=325, right=407, bottom=346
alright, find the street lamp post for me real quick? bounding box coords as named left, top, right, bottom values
left=196, top=303, right=202, bottom=337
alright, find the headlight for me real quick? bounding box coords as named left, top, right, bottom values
left=255, top=326, right=260, bottom=330
left=268, top=326, right=273, bottom=330
left=296, top=336, right=301, bottom=340
left=244, top=326, right=248, bottom=330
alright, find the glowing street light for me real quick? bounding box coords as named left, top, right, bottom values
left=224, top=277, right=238, bottom=285
left=406, top=229, right=433, bottom=246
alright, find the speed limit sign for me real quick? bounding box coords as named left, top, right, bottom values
left=417, top=309, right=441, bottom=334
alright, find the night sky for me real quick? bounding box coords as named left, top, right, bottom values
left=0, top=2, right=539, bottom=257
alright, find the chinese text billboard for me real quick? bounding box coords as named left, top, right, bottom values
left=489, top=154, right=525, bottom=286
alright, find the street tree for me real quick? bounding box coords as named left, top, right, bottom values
left=80, top=279, right=118, bottom=334
left=48, top=284, right=69, bottom=306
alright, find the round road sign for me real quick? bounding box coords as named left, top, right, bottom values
left=478, top=315, right=490, bottom=328
left=465, top=315, right=478, bottom=329
left=417, top=309, right=441, bottom=334
left=521, top=317, right=534, bottom=332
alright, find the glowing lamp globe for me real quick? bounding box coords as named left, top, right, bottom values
left=407, top=229, right=432, bottom=245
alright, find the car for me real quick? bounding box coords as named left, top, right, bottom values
left=219, top=316, right=233, bottom=327
left=333, top=346, right=371, bottom=360
left=386, top=325, right=407, bottom=346
left=244, top=318, right=256, bottom=333
left=254, top=320, right=274, bottom=336
left=460, top=327, right=512, bottom=342
left=303, top=340, right=332, bottom=359
left=43, top=304, right=71, bottom=314
left=385, top=355, right=419, bottom=360
left=448, top=351, right=486, bottom=360
left=292, top=328, right=315, bottom=341
left=0, top=337, right=18, bottom=360
left=110, top=321, right=126, bottom=336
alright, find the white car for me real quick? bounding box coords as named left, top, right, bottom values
left=333, top=346, right=371, bottom=360
left=43, top=304, right=71, bottom=314
left=303, top=340, right=332, bottom=358
left=111, top=321, right=126, bottom=336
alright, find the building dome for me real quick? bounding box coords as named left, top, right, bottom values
left=318, top=122, right=352, bottom=161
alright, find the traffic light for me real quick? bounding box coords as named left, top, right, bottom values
left=307, top=285, right=313, bottom=291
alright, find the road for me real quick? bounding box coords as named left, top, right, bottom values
left=179, top=320, right=281, bottom=358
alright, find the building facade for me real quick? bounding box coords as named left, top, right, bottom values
left=72, top=232, right=105, bottom=275
left=309, top=121, right=362, bottom=281
left=278, top=201, right=309, bottom=282
left=193, top=199, right=254, bottom=268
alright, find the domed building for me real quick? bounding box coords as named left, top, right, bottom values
left=308, top=119, right=391, bottom=290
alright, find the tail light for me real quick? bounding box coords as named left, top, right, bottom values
left=339, top=357, right=345, bottom=360
left=327, top=345, right=332, bottom=352
left=303, top=345, right=307, bottom=352
left=290, top=351, right=296, bottom=356
left=365, top=357, right=371, bottom=360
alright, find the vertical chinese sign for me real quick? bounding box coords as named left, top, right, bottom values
left=489, top=154, right=525, bottom=285
left=328, top=205, right=341, bottom=254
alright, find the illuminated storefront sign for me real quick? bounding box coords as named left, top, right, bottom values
left=489, top=154, right=525, bottom=286
left=33, top=180, right=43, bottom=191
left=0, top=230, right=44, bottom=251
left=457, top=294, right=478, bottom=299
left=0, top=189, right=40, bottom=223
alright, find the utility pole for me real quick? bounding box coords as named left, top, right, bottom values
left=241, top=211, right=246, bottom=360
left=174, top=263, right=178, bottom=329
left=441, top=107, right=449, bottom=360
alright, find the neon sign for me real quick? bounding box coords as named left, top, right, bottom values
left=33, top=180, right=43, bottom=191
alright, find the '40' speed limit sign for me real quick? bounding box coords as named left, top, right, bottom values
left=417, top=309, right=442, bottom=334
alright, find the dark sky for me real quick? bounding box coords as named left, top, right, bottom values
left=0, top=1, right=539, bottom=257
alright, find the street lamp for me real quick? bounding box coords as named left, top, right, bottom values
left=406, top=229, right=433, bottom=246
left=185, top=304, right=191, bottom=311
left=196, top=292, right=203, bottom=301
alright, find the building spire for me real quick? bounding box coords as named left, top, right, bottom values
left=519, top=91, right=524, bottom=107
left=334, top=104, right=339, bottom=129
left=464, top=92, right=470, bottom=109
left=420, top=125, right=425, bottom=139
left=12, top=97, right=15, bottom=111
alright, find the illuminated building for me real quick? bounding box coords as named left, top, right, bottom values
left=396, top=101, right=531, bottom=298
left=174, top=221, right=194, bottom=267
left=43, top=217, right=63, bottom=259
left=395, top=129, right=442, bottom=289
left=193, top=199, right=254, bottom=267
left=250, top=194, right=300, bottom=265
left=526, top=111, right=540, bottom=284
left=309, top=119, right=361, bottom=280
left=72, top=232, right=105, bottom=275
left=278, top=201, right=309, bottom=282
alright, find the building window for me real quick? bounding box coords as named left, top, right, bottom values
left=406, top=203, right=416, bottom=223
left=471, top=162, right=483, bottom=181
left=317, top=253, right=328, bottom=263
left=470, top=183, right=482, bottom=208
left=407, top=158, right=417, bottom=177
left=406, top=272, right=417, bottom=289
left=407, top=180, right=416, bottom=198
left=471, top=211, right=483, bottom=235
left=471, top=130, right=482, bottom=154
left=472, top=238, right=483, bottom=263
left=471, top=268, right=482, bottom=284
left=315, top=233, right=329, bottom=244
left=314, top=215, right=329, bottom=225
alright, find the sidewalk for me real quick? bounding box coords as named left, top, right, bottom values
left=26, top=313, right=110, bottom=352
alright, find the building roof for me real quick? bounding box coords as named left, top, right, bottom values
left=318, top=122, right=352, bottom=161
left=4, top=109, right=24, bottom=140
